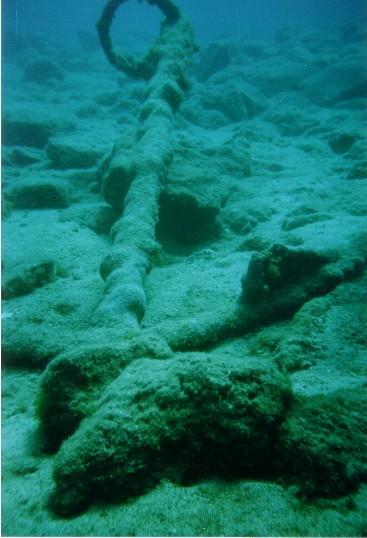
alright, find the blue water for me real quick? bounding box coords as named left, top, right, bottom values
left=3, top=0, right=367, bottom=47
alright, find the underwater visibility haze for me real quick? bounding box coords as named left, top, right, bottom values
left=2, top=0, right=367, bottom=536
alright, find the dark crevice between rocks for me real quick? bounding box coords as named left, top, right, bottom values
left=156, top=190, right=221, bottom=255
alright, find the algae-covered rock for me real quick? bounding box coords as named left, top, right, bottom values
left=200, top=84, right=258, bottom=122
left=242, top=244, right=341, bottom=308
left=181, top=79, right=264, bottom=127
left=94, top=91, right=120, bottom=107
left=282, top=212, right=330, bottom=231
left=2, top=105, right=75, bottom=148
left=59, top=203, right=119, bottom=235
left=50, top=354, right=292, bottom=515
left=37, top=345, right=134, bottom=451
left=302, top=54, right=367, bottom=106
left=278, top=390, right=367, bottom=498
left=8, top=147, right=43, bottom=167
left=328, top=132, right=358, bottom=154
left=1, top=321, right=69, bottom=369
left=222, top=204, right=272, bottom=236
left=2, top=259, right=56, bottom=299
left=196, top=43, right=231, bottom=82
left=347, top=162, right=367, bottom=180
left=246, top=58, right=309, bottom=95
left=11, top=176, right=71, bottom=209
left=37, top=331, right=174, bottom=451
left=2, top=116, right=52, bottom=149
left=157, top=190, right=220, bottom=247
left=264, top=104, right=318, bottom=137
left=24, top=59, right=64, bottom=84
left=46, top=135, right=104, bottom=170
left=1, top=199, right=13, bottom=221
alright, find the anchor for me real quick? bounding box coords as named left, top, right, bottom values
left=94, top=0, right=197, bottom=329
left=35, top=0, right=364, bottom=516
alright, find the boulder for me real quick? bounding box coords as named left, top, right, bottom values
left=277, top=390, right=367, bottom=497
left=2, top=259, right=56, bottom=299
left=24, top=59, right=64, bottom=84
left=157, top=189, right=220, bottom=247
left=2, top=116, right=51, bottom=148
left=11, top=176, right=71, bottom=209
left=8, top=147, right=43, bottom=166
left=196, top=43, right=231, bottom=82
left=2, top=105, right=75, bottom=148
left=328, top=132, right=358, bottom=154
left=50, top=354, right=292, bottom=515
left=240, top=243, right=365, bottom=324
left=200, top=84, right=258, bottom=122
left=59, top=204, right=119, bottom=235
left=241, top=244, right=336, bottom=306
left=46, top=135, right=104, bottom=170
left=346, top=162, right=367, bottom=180
left=302, top=55, right=367, bottom=106
left=36, top=331, right=174, bottom=451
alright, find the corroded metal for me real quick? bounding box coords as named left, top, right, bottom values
left=94, top=0, right=197, bottom=328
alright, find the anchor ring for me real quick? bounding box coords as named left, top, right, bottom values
left=97, top=0, right=181, bottom=80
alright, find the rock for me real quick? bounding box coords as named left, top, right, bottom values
left=86, top=205, right=118, bottom=235
left=329, top=132, right=357, bottom=154
left=157, top=190, right=220, bottom=247
left=37, top=333, right=174, bottom=451
left=240, top=242, right=366, bottom=325
left=24, top=60, right=64, bottom=84
left=224, top=210, right=258, bottom=236
left=59, top=204, right=119, bottom=235
left=2, top=116, right=51, bottom=148
left=200, top=84, right=259, bottom=122
left=346, top=139, right=367, bottom=161
left=346, top=162, right=367, bottom=180
left=11, top=176, right=71, bottom=209
left=49, top=354, right=292, bottom=515
left=282, top=213, right=329, bottom=231
left=222, top=205, right=271, bottom=236
left=1, top=322, right=73, bottom=370
left=277, top=390, right=367, bottom=497
left=247, top=59, right=311, bottom=96
left=8, top=147, right=43, bottom=166
left=239, top=235, right=270, bottom=252
left=94, top=91, right=120, bottom=107
left=1, top=199, right=13, bottom=221
left=46, top=135, right=104, bottom=170
left=303, top=55, right=367, bottom=106
left=242, top=42, right=268, bottom=60
left=241, top=244, right=335, bottom=306
left=2, top=105, right=75, bottom=148
left=264, top=105, right=317, bottom=137
left=185, top=68, right=267, bottom=128
left=76, top=105, right=98, bottom=119
left=180, top=96, right=229, bottom=128
left=2, top=259, right=56, bottom=299
left=196, top=43, right=231, bottom=82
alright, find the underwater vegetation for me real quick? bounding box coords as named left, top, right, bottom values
left=2, top=0, right=367, bottom=536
